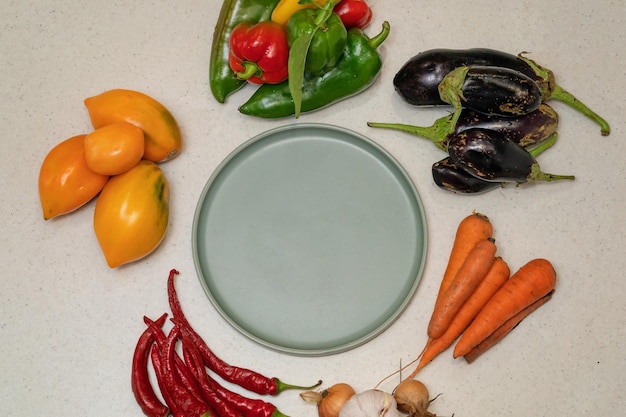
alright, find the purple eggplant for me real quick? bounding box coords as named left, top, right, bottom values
left=432, top=132, right=558, bottom=194
left=368, top=103, right=558, bottom=151
left=447, top=128, right=574, bottom=184
left=392, top=48, right=609, bottom=135
left=439, top=66, right=542, bottom=133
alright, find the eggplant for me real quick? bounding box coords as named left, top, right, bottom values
left=368, top=103, right=559, bottom=151
left=393, top=48, right=542, bottom=105
left=392, top=48, right=610, bottom=135
left=438, top=66, right=542, bottom=133
left=447, top=128, right=575, bottom=184
left=432, top=132, right=559, bottom=194
left=432, top=157, right=501, bottom=194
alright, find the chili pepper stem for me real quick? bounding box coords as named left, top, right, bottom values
left=274, top=378, right=322, bottom=394
left=368, top=21, right=390, bottom=49
left=367, top=115, right=451, bottom=151
left=528, top=163, right=575, bottom=183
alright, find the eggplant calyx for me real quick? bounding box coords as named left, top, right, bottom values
left=517, top=52, right=610, bottom=136
left=437, top=66, right=470, bottom=134
left=528, top=163, right=576, bottom=183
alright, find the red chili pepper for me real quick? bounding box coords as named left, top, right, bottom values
left=167, top=269, right=321, bottom=396
left=144, top=317, right=207, bottom=408
left=334, top=0, right=373, bottom=29
left=181, top=333, right=290, bottom=417
left=150, top=324, right=212, bottom=417
left=132, top=313, right=170, bottom=417
left=228, top=21, right=290, bottom=84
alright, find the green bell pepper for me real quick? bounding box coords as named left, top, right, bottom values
left=239, top=21, right=391, bottom=118
left=286, top=9, right=347, bottom=76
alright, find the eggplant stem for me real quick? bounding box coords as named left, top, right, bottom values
left=548, top=85, right=610, bottom=136
left=528, top=132, right=557, bottom=157
left=437, top=66, right=469, bottom=134
left=529, top=164, right=575, bottom=182
left=367, top=115, right=452, bottom=151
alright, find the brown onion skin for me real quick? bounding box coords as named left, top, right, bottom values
left=318, top=383, right=356, bottom=417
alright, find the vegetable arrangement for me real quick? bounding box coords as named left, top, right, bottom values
left=368, top=48, right=611, bottom=194
left=209, top=0, right=386, bottom=118
left=38, top=89, right=181, bottom=267
left=301, top=380, right=440, bottom=417
left=132, top=269, right=322, bottom=417
left=405, top=211, right=557, bottom=378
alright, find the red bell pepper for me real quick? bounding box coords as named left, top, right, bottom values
left=334, top=0, right=373, bottom=29
left=228, top=21, right=290, bottom=85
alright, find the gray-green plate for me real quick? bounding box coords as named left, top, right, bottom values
left=192, top=123, right=427, bottom=356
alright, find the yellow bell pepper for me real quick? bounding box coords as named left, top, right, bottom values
left=271, top=0, right=329, bottom=26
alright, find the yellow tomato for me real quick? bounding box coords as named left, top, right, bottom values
left=93, top=160, right=169, bottom=268
left=84, top=89, right=182, bottom=163
left=84, top=122, right=145, bottom=175
left=39, top=134, right=109, bottom=220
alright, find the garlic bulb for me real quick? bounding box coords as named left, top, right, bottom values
left=339, top=390, right=403, bottom=417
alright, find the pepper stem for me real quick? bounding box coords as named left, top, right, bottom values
left=235, top=62, right=259, bottom=81
left=367, top=114, right=452, bottom=151
left=274, top=378, right=322, bottom=394
left=368, top=21, right=391, bottom=49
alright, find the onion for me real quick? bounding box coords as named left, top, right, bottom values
left=393, top=379, right=433, bottom=416
left=301, top=383, right=356, bottom=417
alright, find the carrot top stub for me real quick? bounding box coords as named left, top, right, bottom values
left=453, top=258, right=557, bottom=358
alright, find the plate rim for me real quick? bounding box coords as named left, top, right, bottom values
left=191, top=122, right=428, bottom=356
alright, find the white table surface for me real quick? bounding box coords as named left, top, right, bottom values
left=2, top=1, right=625, bottom=416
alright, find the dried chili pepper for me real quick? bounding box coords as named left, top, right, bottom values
left=167, top=269, right=321, bottom=395
left=144, top=316, right=207, bottom=408
left=160, top=326, right=213, bottom=417
left=151, top=343, right=183, bottom=417
left=229, top=21, right=290, bottom=84
left=181, top=332, right=289, bottom=417
left=132, top=312, right=170, bottom=417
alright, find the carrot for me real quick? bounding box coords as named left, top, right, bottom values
left=463, top=290, right=554, bottom=364
left=407, top=257, right=510, bottom=377
left=433, top=212, right=493, bottom=308
left=427, top=238, right=497, bottom=340
left=453, top=258, right=557, bottom=358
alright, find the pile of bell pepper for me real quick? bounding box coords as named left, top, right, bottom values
left=209, top=0, right=389, bottom=118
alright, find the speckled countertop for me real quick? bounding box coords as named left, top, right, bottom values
left=1, top=1, right=625, bottom=416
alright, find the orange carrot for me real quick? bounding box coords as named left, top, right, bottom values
left=463, top=290, right=554, bottom=364
left=427, top=238, right=497, bottom=340
left=453, top=258, right=557, bottom=358
left=407, top=257, right=510, bottom=377
left=434, top=212, right=493, bottom=307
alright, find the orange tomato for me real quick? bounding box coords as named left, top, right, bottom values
left=93, top=160, right=169, bottom=268
left=84, top=89, right=182, bottom=163
left=38, top=134, right=109, bottom=220
left=84, top=122, right=145, bottom=175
